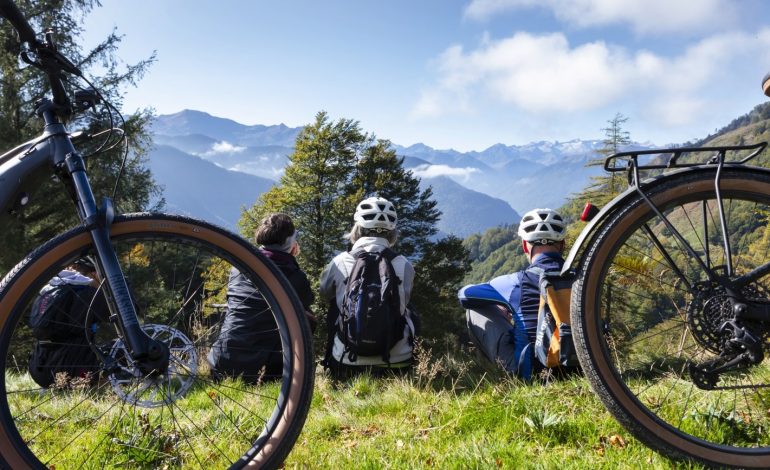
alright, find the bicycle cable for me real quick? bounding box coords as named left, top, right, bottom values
left=62, top=68, right=131, bottom=205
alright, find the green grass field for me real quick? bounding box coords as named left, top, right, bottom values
left=283, top=344, right=704, bottom=469
left=8, top=341, right=712, bottom=469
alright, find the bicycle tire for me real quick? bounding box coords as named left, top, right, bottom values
left=572, top=167, right=770, bottom=468
left=0, top=213, right=314, bottom=469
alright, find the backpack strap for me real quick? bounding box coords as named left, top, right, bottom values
left=379, top=247, right=397, bottom=262
left=377, top=248, right=402, bottom=364
left=541, top=270, right=574, bottom=327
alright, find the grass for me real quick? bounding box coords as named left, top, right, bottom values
left=6, top=339, right=716, bottom=469
left=283, top=341, right=704, bottom=469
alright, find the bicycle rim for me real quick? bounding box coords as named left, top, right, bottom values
left=0, top=213, right=313, bottom=469
left=574, top=169, right=770, bottom=467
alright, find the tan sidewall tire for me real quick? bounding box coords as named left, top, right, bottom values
left=0, top=215, right=312, bottom=469
left=580, top=174, right=770, bottom=468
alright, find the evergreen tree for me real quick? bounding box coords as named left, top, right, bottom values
left=581, top=112, right=631, bottom=204
left=239, top=111, right=366, bottom=283
left=411, top=235, right=470, bottom=341
left=600, top=113, right=631, bottom=156
left=0, top=0, right=158, bottom=273
left=239, top=111, right=470, bottom=343
left=352, top=138, right=440, bottom=259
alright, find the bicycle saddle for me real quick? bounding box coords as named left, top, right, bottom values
left=764, top=71, right=770, bottom=97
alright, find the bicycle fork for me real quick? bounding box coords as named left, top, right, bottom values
left=41, top=101, right=169, bottom=374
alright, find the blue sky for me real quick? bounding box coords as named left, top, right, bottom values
left=82, top=0, right=770, bottom=152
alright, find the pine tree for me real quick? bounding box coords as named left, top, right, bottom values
left=239, top=111, right=366, bottom=283
left=572, top=113, right=633, bottom=216
left=352, top=138, right=440, bottom=259
left=0, top=0, right=158, bottom=273
left=239, top=111, right=470, bottom=343
left=411, top=235, right=470, bottom=341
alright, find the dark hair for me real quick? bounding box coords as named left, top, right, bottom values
left=255, top=213, right=295, bottom=246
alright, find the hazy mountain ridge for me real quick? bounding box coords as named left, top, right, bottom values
left=420, top=176, right=520, bottom=238
left=150, top=110, right=643, bottom=234
left=148, top=144, right=274, bottom=229
left=465, top=101, right=770, bottom=280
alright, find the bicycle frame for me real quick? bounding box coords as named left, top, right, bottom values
left=0, top=99, right=164, bottom=366
left=563, top=143, right=770, bottom=294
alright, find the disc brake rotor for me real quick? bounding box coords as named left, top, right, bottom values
left=107, top=324, right=197, bottom=408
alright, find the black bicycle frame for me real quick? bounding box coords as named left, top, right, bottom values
left=564, top=143, right=770, bottom=321
left=619, top=144, right=770, bottom=293
left=0, top=99, right=160, bottom=363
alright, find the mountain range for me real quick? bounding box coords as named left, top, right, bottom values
left=148, top=109, right=634, bottom=236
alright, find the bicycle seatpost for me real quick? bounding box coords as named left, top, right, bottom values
left=764, top=72, right=770, bottom=97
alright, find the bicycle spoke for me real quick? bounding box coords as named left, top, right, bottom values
left=0, top=217, right=311, bottom=467
left=169, top=395, right=235, bottom=465
left=25, top=379, right=112, bottom=446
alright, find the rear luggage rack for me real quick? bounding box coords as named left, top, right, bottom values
left=604, top=142, right=767, bottom=172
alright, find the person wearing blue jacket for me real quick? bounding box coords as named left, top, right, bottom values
left=458, top=208, right=567, bottom=379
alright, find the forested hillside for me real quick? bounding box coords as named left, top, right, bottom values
left=463, top=103, right=770, bottom=284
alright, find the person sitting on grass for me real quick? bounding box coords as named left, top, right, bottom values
left=208, top=213, right=315, bottom=383
left=458, top=208, right=568, bottom=379
left=320, top=196, right=418, bottom=379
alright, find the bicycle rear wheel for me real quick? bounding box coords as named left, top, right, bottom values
left=0, top=213, right=314, bottom=469
left=573, top=168, right=770, bottom=467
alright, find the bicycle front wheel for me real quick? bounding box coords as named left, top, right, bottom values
left=0, top=213, right=314, bottom=469
left=573, top=168, right=770, bottom=468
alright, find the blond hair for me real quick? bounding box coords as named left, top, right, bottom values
left=345, top=224, right=398, bottom=246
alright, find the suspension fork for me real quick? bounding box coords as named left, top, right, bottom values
left=40, top=103, right=166, bottom=368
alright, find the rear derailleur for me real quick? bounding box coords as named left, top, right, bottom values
left=689, top=318, right=764, bottom=390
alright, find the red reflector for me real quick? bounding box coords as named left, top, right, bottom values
left=581, top=202, right=599, bottom=222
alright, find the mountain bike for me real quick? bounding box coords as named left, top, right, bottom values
left=0, top=1, right=313, bottom=468
left=567, top=74, right=770, bottom=467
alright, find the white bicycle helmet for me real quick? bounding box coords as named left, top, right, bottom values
left=517, top=208, right=566, bottom=243
left=354, top=196, right=397, bottom=231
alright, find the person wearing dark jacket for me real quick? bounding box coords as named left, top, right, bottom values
left=28, top=258, right=109, bottom=388
left=207, top=213, right=314, bottom=383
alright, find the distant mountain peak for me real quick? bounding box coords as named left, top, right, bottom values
left=154, top=110, right=302, bottom=147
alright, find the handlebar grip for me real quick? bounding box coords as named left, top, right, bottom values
left=0, top=0, right=38, bottom=45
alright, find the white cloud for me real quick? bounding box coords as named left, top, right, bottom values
left=410, top=164, right=480, bottom=180
left=203, top=141, right=246, bottom=155
left=413, top=32, right=632, bottom=117
left=413, top=29, right=770, bottom=128
left=464, top=0, right=734, bottom=34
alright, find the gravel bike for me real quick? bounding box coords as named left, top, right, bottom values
left=0, top=1, right=313, bottom=468
left=567, top=73, right=770, bottom=467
